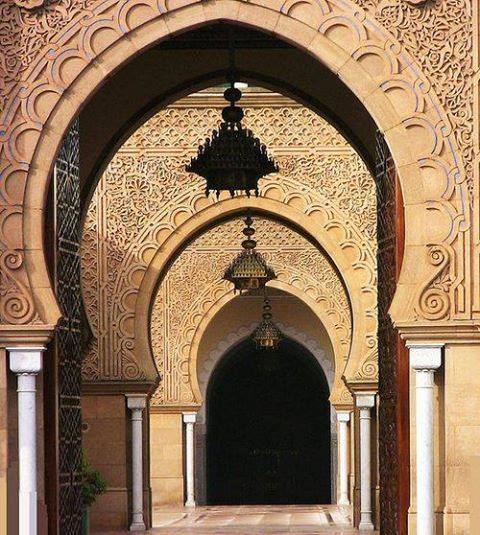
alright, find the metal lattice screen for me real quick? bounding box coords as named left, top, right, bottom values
left=55, top=118, right=83, bottom=534
left=376, top=131, right=408, bottom=535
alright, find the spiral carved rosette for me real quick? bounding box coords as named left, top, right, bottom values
left=416, top=245, right=452, bottom=321
left=0, top=251, right=36, bottom=325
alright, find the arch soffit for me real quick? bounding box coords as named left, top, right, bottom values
left=137, top=197, right=372, bottom=386
left=80, top=67, right=376, bottom=204
left=1, top=0, right=467, bottom=335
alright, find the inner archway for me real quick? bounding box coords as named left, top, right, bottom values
left=206, top=337, right=331, bottom=505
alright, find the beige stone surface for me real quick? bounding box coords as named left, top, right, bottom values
left=150, top=413, right=184, bottom=507
left=82, top=395, right=128, bottom=530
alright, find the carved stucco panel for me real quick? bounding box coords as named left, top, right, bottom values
left=80, top=94, right=377, bottom=384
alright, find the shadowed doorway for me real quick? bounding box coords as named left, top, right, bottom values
left=206, top=337, right=331, bottom=505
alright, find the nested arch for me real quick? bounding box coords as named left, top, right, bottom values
left=8, top=0, right=467, bottom=332
left=183, top=280, right=349, bottom=407
left=138, top=198, right=370, bottom=391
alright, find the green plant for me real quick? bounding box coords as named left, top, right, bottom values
left=81, top=452, right=107, bottom=508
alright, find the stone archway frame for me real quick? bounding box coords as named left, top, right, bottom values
left=137, top=196, right=373, bottom=389
left=4, top=0, right=469, bottom=334
left=185, top=278, right=350, bottom=408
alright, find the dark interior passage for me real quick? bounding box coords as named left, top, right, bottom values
left=207, top=338, right=331, bottom=505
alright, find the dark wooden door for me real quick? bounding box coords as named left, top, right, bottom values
left=207, top=338, right=331, bottom=505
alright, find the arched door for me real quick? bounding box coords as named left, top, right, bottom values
left=207, top=338, right=331, bottom=505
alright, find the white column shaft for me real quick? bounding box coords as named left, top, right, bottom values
left=409, top=344, right=442, bottom=535
left=185, top=422, right=195, bottom=506
left=18, top=374, right=38, bottom=535
left=127, top=395, right=147, bottom=531
left=338, top=419, right=350, bottom=505
left=359, top=407, right=373, bottom=529
left=416, top=369, right=435, bottom=535
left=183, top=413, right=196, bottom=507
left=131, top=409, right=144, bottom=529
left=9, top=347, right=44, bottom=535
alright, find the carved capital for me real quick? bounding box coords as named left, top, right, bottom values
left=126, top=394, right=147, bottom=411
left=8, top=347, right=45, bottom=375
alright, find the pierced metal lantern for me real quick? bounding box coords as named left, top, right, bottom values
left=223, top=214, right=276, bottom=294
left=186, top=82, right=279, bottom=197
left=252, top=298, right=283, bottom=350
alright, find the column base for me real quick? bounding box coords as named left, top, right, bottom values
left=185, top=499, right=196, bottom=507
left=129, top=521, right=146, bottom=531
left=358, top=521, right=374, bottom=531
left=338, top=498, right=350, bottom=506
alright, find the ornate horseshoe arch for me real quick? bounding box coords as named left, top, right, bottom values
left=174, top=279, right=350, bottom=408
left=0, top=0, right=470, bottom=338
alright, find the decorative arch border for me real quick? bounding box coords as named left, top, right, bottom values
left=194, top=320, right=339, bottom=428
left=0, top=0, right=469, bottom=337
left=181, top=278, right=350, bottom=408
left=136, top=196, right=375, bottom=388
left=197, top=321, right=333, bottom=397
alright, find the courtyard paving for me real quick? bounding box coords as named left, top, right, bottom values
left=95, top=504, right=377, bottom=534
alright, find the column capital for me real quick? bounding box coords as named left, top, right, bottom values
left=183, top=412, right=197, bottom=424
left=126, top=394, right=147, bottom=410
left=355, top=393, right=375, bottom=409
left=408, top=344, right=443, bottom=371
left=337, top=411, right=351, bottom=422
left=8, top=347, right=45, bottom=374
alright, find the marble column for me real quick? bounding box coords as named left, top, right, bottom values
left=337, top=411, right=351, bottom=505
left=183, top=412, right=197, bottom=507
left=355, top=393, right=375, bottom=531
left=126, top=394, right=147, bottom=531
left=8, top=346, right=45, bottom=535
left=409, top=344, right=443, bottom=535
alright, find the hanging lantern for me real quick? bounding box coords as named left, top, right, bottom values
left=223, top=214, right=276, bottom=294
left=186, top=31, right=279, bottom=197
left=252, top=298, right=283, bottom=350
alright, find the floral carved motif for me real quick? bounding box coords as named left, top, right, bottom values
left=416, top=244, right=452, bottom=321
left=13, top=0, right=45, bottom=9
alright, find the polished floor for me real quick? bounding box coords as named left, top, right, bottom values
left=118, top=504, right=374, bottom=534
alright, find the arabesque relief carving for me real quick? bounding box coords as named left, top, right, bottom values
left=80, top=92, right=377, bottom=384
left=149, top=217, right=352, bottom=406
left=0, top=0, right=474, bottom=334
